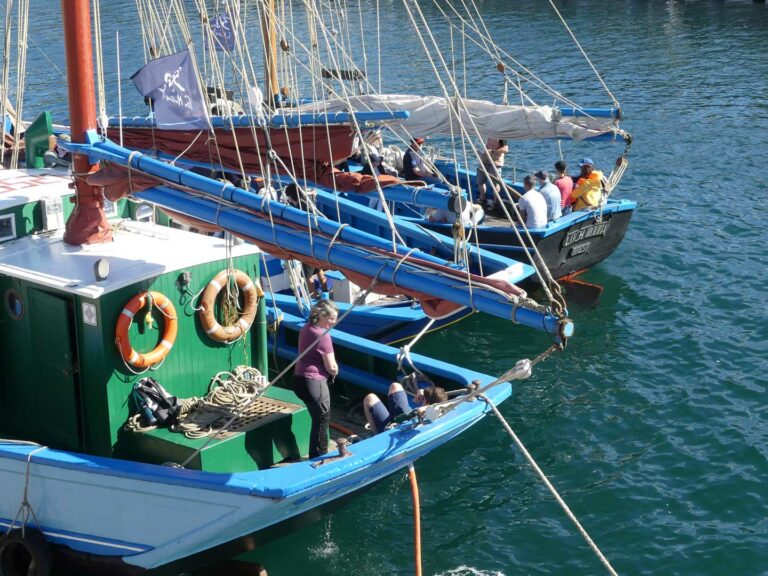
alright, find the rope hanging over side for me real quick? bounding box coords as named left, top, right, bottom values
left=479, top=394, right=620, bottom=576
left=6, top=445, right=46, bottom=537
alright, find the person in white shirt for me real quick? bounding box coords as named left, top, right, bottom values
left=517, top=175, right=548, bottom=228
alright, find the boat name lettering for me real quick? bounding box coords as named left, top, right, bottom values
left=563, top=222, right=610, bottom=247
left=568, top=243, right=591, bottom=257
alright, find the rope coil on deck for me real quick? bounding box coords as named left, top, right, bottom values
left=124, top=366, right=272, bottom=440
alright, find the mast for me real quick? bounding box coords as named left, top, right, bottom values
left=62, top=0, right=111, bottom=245
left=259, top=0, right=280, bottom=107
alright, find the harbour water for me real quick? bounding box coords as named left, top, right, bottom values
left=8, top=1, right=768, bottom=574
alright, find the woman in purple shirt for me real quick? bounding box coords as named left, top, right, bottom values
left=293, top=300, right=339, bottom=457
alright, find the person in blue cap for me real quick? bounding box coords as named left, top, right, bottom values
left=570, top=158, right=606, bottom=211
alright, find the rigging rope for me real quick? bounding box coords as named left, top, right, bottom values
left=1, top=0, right=13, bottom=167
left=400, top=0, right=564, bottom=310
left=10, top=0, right=28, bottom=169
left=479, top=395, right=620, bottom=576
left=92, top=0, right=108, bottom=132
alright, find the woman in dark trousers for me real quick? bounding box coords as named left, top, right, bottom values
left=293, top=300, right=339, bottom=457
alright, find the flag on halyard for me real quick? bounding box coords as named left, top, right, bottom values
left=131, top=50, right=211, bottom=130
left=210, top=14, right=235, bottom=52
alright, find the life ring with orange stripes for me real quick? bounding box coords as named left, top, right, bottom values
left=115, top=291, right=178, bottom=368
left=198, top=269, right=263, bottom=343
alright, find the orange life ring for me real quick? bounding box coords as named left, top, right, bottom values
left=199, top=269, right=263, bottom=343
left=115, top=291, right=178, bottom=368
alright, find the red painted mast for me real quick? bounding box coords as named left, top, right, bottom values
left=62, top=0, right=111, bottom=245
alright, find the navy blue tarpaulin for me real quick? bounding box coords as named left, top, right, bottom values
left=131, top=50, right=211, bottom=130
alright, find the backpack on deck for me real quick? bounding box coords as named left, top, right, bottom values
left=130, top=377, right=181, bottom=427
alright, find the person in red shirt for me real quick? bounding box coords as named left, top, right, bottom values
left=553, top=160, right=574, bottom=215
left=293, top=300, right=339, bottom=457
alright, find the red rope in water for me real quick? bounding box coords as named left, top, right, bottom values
left=408, top=463, right=422, bottom=576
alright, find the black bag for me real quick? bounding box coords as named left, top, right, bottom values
left=131, top=377, right=181, bottom=426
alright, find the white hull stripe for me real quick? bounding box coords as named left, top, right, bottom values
left=0, top=520, right=151, bottom=554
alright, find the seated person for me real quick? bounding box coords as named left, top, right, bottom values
left=553, top=160, right=574, bottom=215
left=310, top=269, right=332, bottom=298
left=361, top=153, right=384, bottom=177
left=363, top=381, right=448, bottom=434
left=402, top=137, right=440, bottom=185
left=516, top=175, right=548, bottom=228
left=534, top=169, right=562, bottom=222
left=282, top=183, right=317, bottom=210
left=570, top=158, right=606, bottom=211
left=43, top=134, right=72, bottom=168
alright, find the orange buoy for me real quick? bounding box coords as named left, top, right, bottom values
left=115, top=291, right=178, bottom=368
left=199, top=269, right=262, bottom=343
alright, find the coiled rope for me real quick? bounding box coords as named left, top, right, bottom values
left=124, top=366, right=269, bottom=440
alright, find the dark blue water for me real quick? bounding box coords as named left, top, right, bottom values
left=9, top=1, right=768, bottom=574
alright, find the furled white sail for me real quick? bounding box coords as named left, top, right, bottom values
left=297, top=94, right=620, bottom=142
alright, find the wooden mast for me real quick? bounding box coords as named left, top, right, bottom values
left=259, top=0, right=280, bottom=107
left=62, top=0, right=111, bottom=245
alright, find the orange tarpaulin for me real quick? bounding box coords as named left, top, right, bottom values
left=118, top=125, right=399, bottom=195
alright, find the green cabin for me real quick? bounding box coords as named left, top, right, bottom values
left=0, top=207, right=312, bottom=472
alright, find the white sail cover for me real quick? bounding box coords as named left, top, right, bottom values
left=297, top=94, right=621, bottom=142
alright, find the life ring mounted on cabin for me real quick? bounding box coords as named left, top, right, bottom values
left=198, top=269, right=263, bottom=343
left=115, top=291, right=178, bottom=369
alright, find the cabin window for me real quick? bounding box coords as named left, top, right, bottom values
left=5, top=289, right=24, bottom=320
left=0, top=214, right=16, bottom=242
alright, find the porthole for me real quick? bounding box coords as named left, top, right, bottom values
left=5, top=289, right=24, bottom=320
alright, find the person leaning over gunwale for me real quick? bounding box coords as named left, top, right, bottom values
left=293, top=300, right=339, bottom=458
left=363, top=381, right=448, bottom=434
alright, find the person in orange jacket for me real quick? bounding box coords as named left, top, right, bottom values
left=571, top=158, right=606, bottom=211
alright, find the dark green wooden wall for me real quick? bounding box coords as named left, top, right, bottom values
left=0, top=253, right=266, bottom=457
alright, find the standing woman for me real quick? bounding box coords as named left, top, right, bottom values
left=293, top=300, right=339, bottom=457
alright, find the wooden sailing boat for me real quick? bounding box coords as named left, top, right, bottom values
left=0, top=2, right=566, bottom=574
left=257, top=1, right=637, bottom=283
